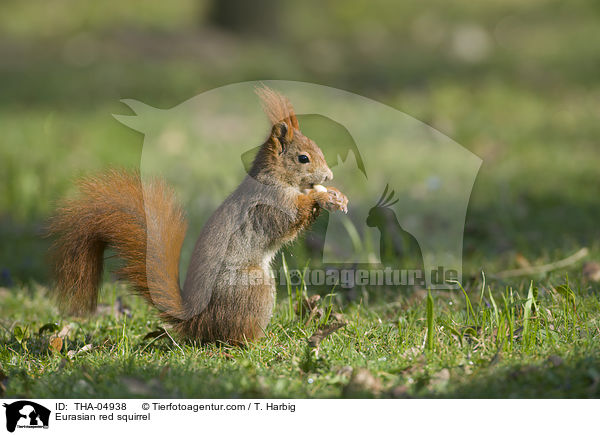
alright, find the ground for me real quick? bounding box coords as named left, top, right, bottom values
left=1, top=272, right=599, bottom=398
left=1, top=0, right=600, bottom=398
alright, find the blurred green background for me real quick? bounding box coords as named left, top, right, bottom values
left=1, top=0, right=599, bottom=285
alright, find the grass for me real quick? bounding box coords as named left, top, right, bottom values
left=1, top=268, right=599, bottom=398
left=1, top=0, right=600, bottom=398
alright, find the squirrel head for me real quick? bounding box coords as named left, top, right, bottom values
left=251, top=86, right=334, bottom=190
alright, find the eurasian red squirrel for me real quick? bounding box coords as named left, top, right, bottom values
left=48, top=86, right=348, bottom=344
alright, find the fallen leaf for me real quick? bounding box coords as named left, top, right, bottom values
left=304, top=307, right=324, bottom=326
left=295, top=294, right=326, bottom=325
left=304, top=294, right=321, bottom=311
left=57, top=324, right=74, bottom=339
left=67, top=344, right=93, bottom=358
left=305, top=320, right=347, bottom=362
left=308, top=321, right=347, bottom=350
left=49, top=337, right=63, bottom=353
left=294, top=294, right=320, bottom=316
left=47, top=323, right=75, bottom=353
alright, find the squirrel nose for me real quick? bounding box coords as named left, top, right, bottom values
left=324, top=168, right=333, bottom=182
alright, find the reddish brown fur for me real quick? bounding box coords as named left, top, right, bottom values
left=250, top=89, right=332, bottom=192
left=167, top=275, right=273, bottom=344
left=48, top=170, right=186, bottom=318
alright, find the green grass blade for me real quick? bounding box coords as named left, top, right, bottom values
left=426, top=289, right=435, bottom=352
left=488, top=286, right=499, bottom=326
left=523, top=281, right=534, bottom=347
left=449, top=279, right=476, bottom=326
left=281, top=253, right=293, bottom=320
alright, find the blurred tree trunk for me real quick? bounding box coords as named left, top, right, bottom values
left=208, top=0, right=282, bottom=37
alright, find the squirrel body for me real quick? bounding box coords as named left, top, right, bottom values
left=49, top=87, right=348, bottom=344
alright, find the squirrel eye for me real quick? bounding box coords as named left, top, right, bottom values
left=298, top=154, right=310, bottom=164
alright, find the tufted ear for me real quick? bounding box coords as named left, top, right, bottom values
left=270, top=122, right=289, bottom=154
left=256, top=85, right=299, bottom=140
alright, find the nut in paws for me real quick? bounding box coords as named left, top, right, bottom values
left=319, top=187, right=348, bottom=213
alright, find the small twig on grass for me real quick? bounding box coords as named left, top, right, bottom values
left=308, top=321, right=347, bottom=359
left=140, top=331, right=167, bottom=353
left=490, top=248, right=589, bottom=279
left=163, top=328, right=185, bottom=357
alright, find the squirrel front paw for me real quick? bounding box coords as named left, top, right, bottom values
left=314, top=187, right=348, bottom=214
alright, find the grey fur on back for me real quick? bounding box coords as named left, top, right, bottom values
left=182, top=175, right=299, bottom=320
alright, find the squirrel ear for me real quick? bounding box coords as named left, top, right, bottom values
left=271, top=122, right=288, bottom=154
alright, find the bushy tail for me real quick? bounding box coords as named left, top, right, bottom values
left=47, top=170, right=187, bottom=318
